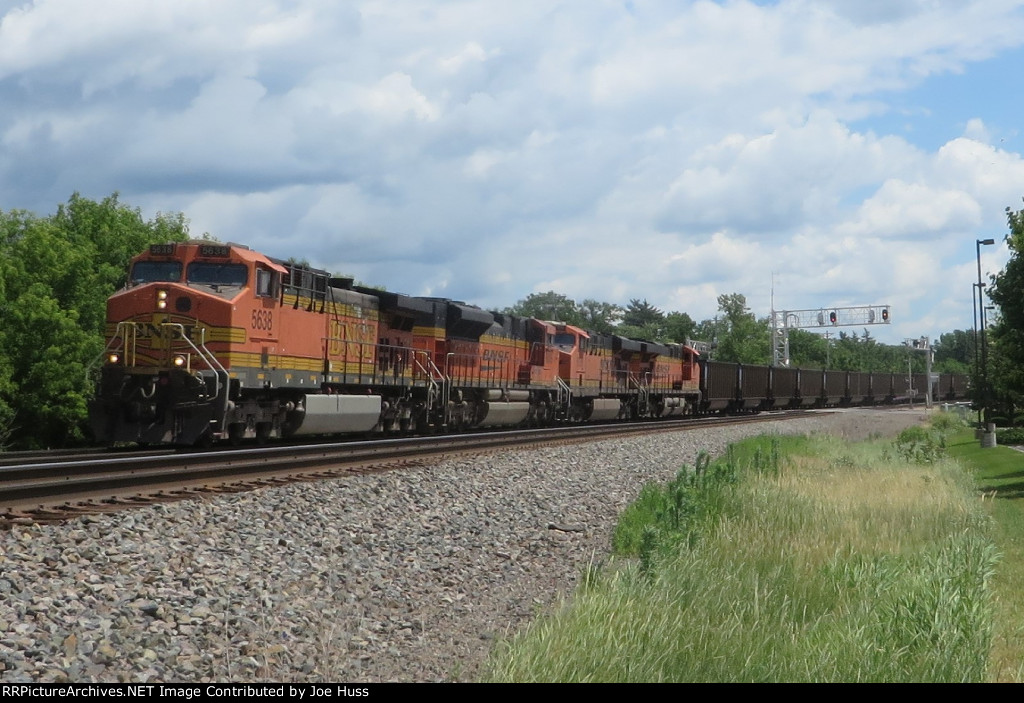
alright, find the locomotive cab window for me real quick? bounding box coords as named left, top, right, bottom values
left=131, top=261, right=183, bottom=284
left=256, top=268, right=278, bottom=298
left=553, top=333, right=576, bottom=350
left=187, top=262, right=248, bottom=287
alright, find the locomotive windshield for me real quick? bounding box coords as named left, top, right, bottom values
left=553, top=333, right=576, bottom=349
left=131, top=261, right=183, bottom=284
left=187, top=262, right=248, bottom=287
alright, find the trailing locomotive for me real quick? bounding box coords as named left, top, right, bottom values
left=89, top=241, right=700, bottom=445
left=89, top=241, right=968, bottom=446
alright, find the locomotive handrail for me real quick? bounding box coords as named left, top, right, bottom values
left=160, top=323, right=230, bottom=424
left=603, top=369, right=631, bottom=393
left=160, top=323, right=226, bottom=375
left=627, top=372, right=648, bottom=390
left=323, top=337, right=403, bottom=385
left=413, top=351, right=448, bottom=426
left=444, top=351, right=466, bottom=386
left=442, top=352, right=457, bottom=423
left=87, top=321, right=137, bottom=378
left=628, top=372, right=651, bottom=417
left=443, top=350, right=517, bottom=388
left=556, top=377, right=572, bottom=413
left=413, top=350, right=445, bottom=383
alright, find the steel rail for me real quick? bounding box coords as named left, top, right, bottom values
left=0, top=411, right=817, bottom=523
left=0, top=446, right=172, bottom=468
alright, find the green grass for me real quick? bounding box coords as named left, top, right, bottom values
left=948, top=430, right=1024, bottom=498
left=947, top=430, right=1024, bottom=682
left=484, top=430, right=997, bottom=683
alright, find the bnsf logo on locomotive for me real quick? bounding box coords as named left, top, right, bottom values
left=327, top=321, right=376, bottom=357
left=132, top=321, right=201, bottom=341
left=482, top=350, right=510, bottom=362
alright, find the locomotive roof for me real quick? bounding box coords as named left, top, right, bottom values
left=237, top=248, right=286, bottom=273
left=267, top=254, right=324, bottom=276
left=612, top=335, right=643, bottom=353
left=362, top=289, right=437, bottom=315
left=552, top=323, right=590, bottom=339
left=144, top=243, right=700, bottom=358
left=144, top=240, right=289, bottom=273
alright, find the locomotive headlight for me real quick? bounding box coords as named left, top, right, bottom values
left=157, top=289, right=168, bottom=309
left=108, top=353, right=120, bottom=364
left=172, top=354, right=187, bottom=368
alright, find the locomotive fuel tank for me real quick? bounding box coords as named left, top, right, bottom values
left=285, top=395, right=383, bottom=436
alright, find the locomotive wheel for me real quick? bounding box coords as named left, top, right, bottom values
left=186, top=429, right=214, bottom=450
left=255, top=422, right=272, bottom=444
left=227, top=423, right=245, bottom=446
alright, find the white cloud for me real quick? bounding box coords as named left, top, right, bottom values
left=438, top=42, right=493, bottom=73
left=2, top=0, right=1024, bottom=345
left=354, top=72, right=441, bottom=122
left=843, top=180, right=982, bottom=240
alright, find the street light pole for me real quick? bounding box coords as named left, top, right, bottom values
left=972, top=281, right=981, bottom=425
left=977, top=238, right=995, bottom=445
left=985, top=305, right=996, bottom=406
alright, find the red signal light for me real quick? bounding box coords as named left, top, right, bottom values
left=829, top=311, right=837, bottom=324
left=881, top=308, right=889, bottom=322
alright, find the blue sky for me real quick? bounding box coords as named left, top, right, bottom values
left=865, top=48, right=1022, bottom=151
left=1, top=0, right=1023, bottom=345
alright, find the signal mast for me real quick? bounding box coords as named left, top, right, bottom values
left=769, top=305, right=891, bottom=368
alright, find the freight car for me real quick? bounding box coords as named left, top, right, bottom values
left=89, top=241, right=969, bottom=447
left=699, top=366, right=968, bottom=412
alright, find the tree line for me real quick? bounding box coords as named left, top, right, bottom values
left=0, top=193, right=978, bottom=450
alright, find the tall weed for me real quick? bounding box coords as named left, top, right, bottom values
left=485, top=432, right=996, bottom=683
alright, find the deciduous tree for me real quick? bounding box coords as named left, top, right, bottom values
left=504, top=291, right=582, bottom=325
left=986, top=201, right=1024, bottom=417
left=0, top=193, right=189, bottom=448
left=932, top=330, right=973, bottom=374
left=712, top=293, right=770, bottom=364
left=577, top=299, right=622, bottom=334
left=663, top=311, right=696, bottom=344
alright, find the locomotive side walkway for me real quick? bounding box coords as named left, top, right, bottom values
left=0, top=408, right=925, bottom=683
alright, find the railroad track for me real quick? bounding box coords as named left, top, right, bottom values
left=0, top=445, right=173, bottom=468
left=0, top=411, right=818, bottom=524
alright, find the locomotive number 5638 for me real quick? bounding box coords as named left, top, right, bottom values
left=251, top=309, right=273, bottom=331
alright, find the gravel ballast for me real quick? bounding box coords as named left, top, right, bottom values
left=0, top=408, right=928, bottom=683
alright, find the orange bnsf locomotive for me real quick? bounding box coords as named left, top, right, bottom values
left=89, top=241, right=701, bottom=445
